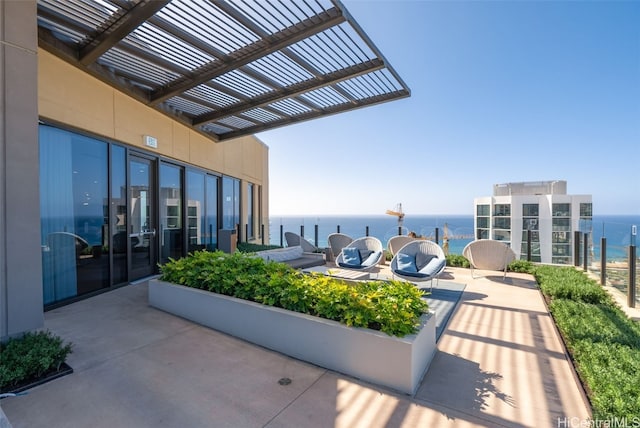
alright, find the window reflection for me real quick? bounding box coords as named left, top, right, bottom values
left=40, top=126, right=109, bottom=305
left=160, top=163, right=183, bottom=263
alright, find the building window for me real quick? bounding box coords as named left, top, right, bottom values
left=476, top=204, right=490, bottom=240
left=187, top=170, right=206, bottom=253
left=40, top=125, right=109, bottom=305
left=522, top=204, right=539, bottom=217
left=493, top=204, right=511, bottom=216
left=477, top=217, right=489, bottom=229
left=580, top=203, right=592, bottom=217
left=493, top=217, right=511, bottom=230
left=477, top=205, right=490, bottom=216
left=206, top=175, right=219, bottom=249
left=222, top=176, right=240, bottom=231
left=258, top=185, right=263, bottom=239
left=494, top=230, right=511, bottom=241
left=160, top=163, right=183, bottom=264
left=552, top=203, right=570, bottom=217
left=520, top=231, right=541, bottom=262
left=247, top=183, right=254, bottom=239
left=552, top=218, right=571, bottom=231
left=111, top=145, right=127, bottom=285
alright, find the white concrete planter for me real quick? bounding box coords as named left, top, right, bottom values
left=148, top=279, right=437, bottom=395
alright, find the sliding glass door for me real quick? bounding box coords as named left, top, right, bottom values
left=40, top=126, right=109, bottom=304
left=129, top=155, right=157, bottom=279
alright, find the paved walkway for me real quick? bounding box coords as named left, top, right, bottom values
left=1, top=267, right=591, bottom=427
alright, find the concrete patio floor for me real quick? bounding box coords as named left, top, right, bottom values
left=1, top=266, right=591, bottom=427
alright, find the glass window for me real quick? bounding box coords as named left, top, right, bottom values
left=522, top=204, right=539, bottom=217
left=494, top=204, right=511, bottom=216
left=553, top=231, right=571, bottom=243
left=493, top=217, right=511, bottom=229
left=247, top=183, right=254, bottom=239
left=111, top=145, right=127, bottom=285
left=553, top=218, right=571, bottom=231
left=160, top=163, right=183, bottom=263
left=187, top=170, right=206, bottom=253
left=476, top=204, right=490, bottom=216
left=494, top=230, right=511, bottom=241
left=206, top=175, right=219, bottom=250
left=553, top=203, right=570, bottom=217
left=523, top=218, right=539, bottom=230
left=222, top=176, right=240, bottom=231
left=520, top=229, right=541, bottom=262
left=477, top=217, right=489, bottom=228
left=258, top=185, right=263, bottom=238
left=580, top=203, right=593, bottom=217
left=40, top=126, right=109, bottom=305
left=521, top=230, right=540, bottom=242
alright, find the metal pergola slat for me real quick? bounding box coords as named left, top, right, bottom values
left=37, top=0, right=410, bottom=142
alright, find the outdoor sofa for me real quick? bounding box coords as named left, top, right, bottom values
left=254, top=245, right=325, bottom=269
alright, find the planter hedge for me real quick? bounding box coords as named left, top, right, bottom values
left=159, top=250, right=428, bottom=337
left=0, top=331, right=73, bottom=392
left=534, top=265, right=640, bottom=419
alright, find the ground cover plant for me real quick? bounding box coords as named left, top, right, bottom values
left=159, top=250, right=428, bottom=337
left=533, top=265, right=640, bottom=419
left=237, top=242, right=281, bottom=252
left=0, top=330, right=73, bottom=392
left=445, top=254, right=470, bottom=268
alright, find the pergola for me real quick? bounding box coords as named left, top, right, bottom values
left=37, top=0, right=410, bottom=142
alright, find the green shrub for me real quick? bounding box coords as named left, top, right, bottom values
left=237, top=242, right=281, bottom=253
left=536, top=264, right=640, bottom=418
left=446, top=254, right=470, bottom=268
left=0, top=330, right=73, bottom=390
left=549, top=299, right=640, bottom=419
left=160, top=250, right=428, bottom=337
left=507, top=259, right=535, bottom=274
left=534, top=265, right=611, bottom=304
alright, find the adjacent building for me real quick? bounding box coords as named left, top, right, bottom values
left=0, top=1, right=409, bottom=340
left=474, top=181, right=592, bottom=264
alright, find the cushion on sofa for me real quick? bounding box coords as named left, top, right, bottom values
left=396, top=253, right=417, bottom=272
left=361, top=251, right=381, bottom=267
left=341, top=247, right=362, bottom=266
left=418, top=257, right=446, bottom=277
left=416, top=253, right=436, bottom=271
left=394, top=269, right=428, bottom=278
left=256, top=246, right=303, bottom=262
left=358, top=249, right=373, bottom=262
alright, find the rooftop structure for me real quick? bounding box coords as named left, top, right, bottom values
left=0, top=0, right=409, bottom=341
left=37, top=0, right=410, bottom=142
left=475, top=180, right=592, bottom=264
left=493, top=180, right=567, bottom=196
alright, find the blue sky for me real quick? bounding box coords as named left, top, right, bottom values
left=257, top=0, right=640, bottom=216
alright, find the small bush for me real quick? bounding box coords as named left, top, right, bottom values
left=536, top=264, right=640, bottom=418
left=446, top=254, right=470, bottom=268
left=237, top=242, right=281, bottom=253
left=534, top=265, right=611, bottom=304
left=549, top=299, right=640, bottom=419
left=0, top=330, right=73, bottom=391
left=507, top=259, right=535, bottom=274
left=160, top=250, right=428, bottom=337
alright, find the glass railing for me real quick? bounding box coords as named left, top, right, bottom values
left=259, top=215, right=639, bottom=307
left=515, top=216, right=639, bottom=307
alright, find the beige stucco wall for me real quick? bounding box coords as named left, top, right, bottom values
left=38, top=49, right=269, bottom=242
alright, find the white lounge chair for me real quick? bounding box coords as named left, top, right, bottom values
left=390, top=240, right=446, bottom=291
left=327, top=233, right=353, bottom=261
left=462, top=239, right=516, bottom=280
left=335, top=236, right=383, bottom=272
left=386, top=235, right=418, bottom=257
left=284, top=231, right=318, bottom=253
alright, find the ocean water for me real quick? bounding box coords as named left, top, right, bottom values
left=269, top=214, right=640, bottom=261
